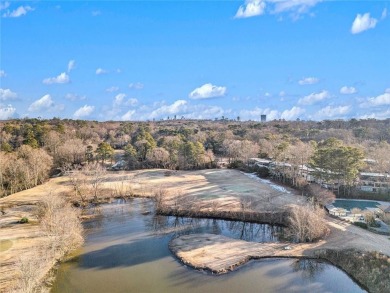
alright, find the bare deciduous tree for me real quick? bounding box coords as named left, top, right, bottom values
left=56, top=138, right=86, bottom=167
left=306, top=184, right=336, bottom=206
left=83, top=162, right=107, bottom=201
left=39, top=193, right=84, bottom=255
left=287, top=204, right=329, bottom=242
left=146, top=147, right=170, bottom=168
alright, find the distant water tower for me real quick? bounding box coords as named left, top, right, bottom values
left=261, top=114, right=266, bottom=122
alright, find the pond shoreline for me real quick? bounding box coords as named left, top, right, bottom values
left=157, top=206, right=288, bottom=226
left=168, top=231, right=389, bottom=293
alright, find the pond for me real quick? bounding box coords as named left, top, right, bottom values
left=51, top=198, right=366, bottom=293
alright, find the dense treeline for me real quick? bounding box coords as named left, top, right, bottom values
left=0, top=117, right=389, bottom=197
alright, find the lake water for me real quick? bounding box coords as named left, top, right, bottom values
left=51, top=198, right=366, bottom=293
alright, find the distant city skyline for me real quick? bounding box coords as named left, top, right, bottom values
left=1, top=1, right=389, bottom=121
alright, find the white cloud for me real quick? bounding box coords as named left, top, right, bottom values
left=340, top=86, right=357, bottom=95
left=280, top=106, right=305, bottom=120
left=2, top=5, right=34, bottom=18
left=189, top=83, right=227, bottom=99
left=359, top=108, right=390, bottom=120
left=0, top=88, right=17, bottom=101
left=126, top=98, right=138, bottom=106
left=65, top=93, right=86, bottom=101
left=235, top=0, right=266, bottom=19
left=239, top=107, right=279, bottom=121
left=43, top=72, right=70, bottom=84
left=104, top=94, right=139, bottom=120
left=351, top=13, right=377, bottom=34
left=298, top=90, right=329, bottom=105
left=272, top=0, right=322, bottom=15
left=96, top=68, right=108, bottom=75
left=279, top=91, right=286, bottom=97
left=106, top=86, right=119, bottom=92
left=315, top=105, right=351, bottom=118
left=150, top=100, right=188, bottom=118
left=234, top=0, right=322, bottom=19
left=112, top=93, right=138, bottom=107
left=381, top=8, right=387, bottom=20
left=113, top=93, right=127, bottom=107
left=0, top=70, right=6, bottom=77
left=239, top=106, right=303, bottom=121
left=67, top=60, right=76, bottom=72
left=298, top=77, right=319, bottom=85
left=121, top=110, right=136, bottom=121
left=28, top=94, right=54, bottom=112
left=185, top=105, right=226, bottom=119
left=0, top=104, right=16, bottom=119
left=74, top=105, right=95, bottom=118
left=128, top=82, right=144, bottom=90
left=92, top=10, right=101, bottom=16
left=135, top=101, right=227, bottom=120
left=360, top=91, right=390, bottom=107
left=0, top=2, right=10, bottom=11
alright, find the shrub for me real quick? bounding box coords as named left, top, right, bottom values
left=154, top=186, right=169, bottom=211
left=363, top=211, right=379, bottom=227
left=305, top=184, right=336, bottom=206
left=19, top=217, right=29, bottom=224
left=255, top=166, right=270, bottom=178
left=353, top=222, right=368, bottom=229
left=286, top=204, right=329, bottom=242
left=39, top=194, right=84, bottom=254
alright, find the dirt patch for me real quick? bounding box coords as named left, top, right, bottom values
left=0, top=239, right=13, bottom=252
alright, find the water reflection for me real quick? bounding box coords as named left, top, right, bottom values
left=149, top=215, right=283, bottom=242
left=291, top=259, right=326, bottom=281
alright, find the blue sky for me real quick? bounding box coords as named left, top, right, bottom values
left=1, top=0, right=389, bottom=121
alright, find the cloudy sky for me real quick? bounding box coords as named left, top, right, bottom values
left=1, top=1, right=389, bottom=121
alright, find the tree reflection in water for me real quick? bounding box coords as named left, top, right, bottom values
left=291, top=259, right=326, bottom=281
left=149, top=215, right=283, bottom=243
left=82, top=198, right=136, bottom=232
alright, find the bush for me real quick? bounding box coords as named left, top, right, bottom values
left=19, top=217, right=29, bottom=224
left=227, top=160, right=245, bottom=169
left=363, top=211, right=378, bottom=227
left=286, top=204, right=329, bottom=242
left=305, top=184, right=336, bottom=206
left=255, top=166, right=270, bottom=178
left=353, top=222, right=368, bottom=229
